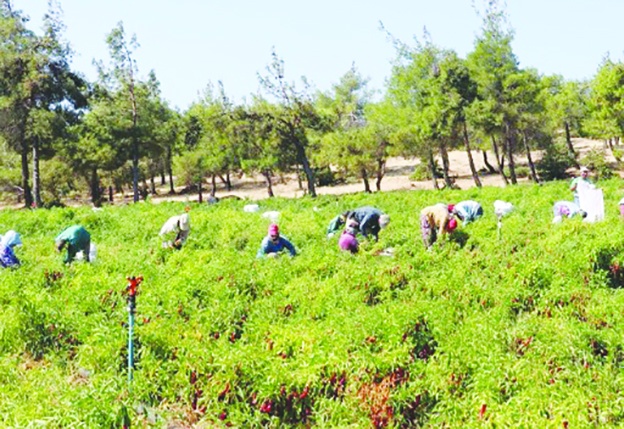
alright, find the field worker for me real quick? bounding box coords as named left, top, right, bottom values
left=0, top=230, right=22, bottom=268
left=338, top=219, right=359, bottom=254
left=420, top=203, right=458, bottom=249
left=570, top=166, right=593, bottom=205
left=326, top=210, right=352, bottom=238
left=349, top=207, right=390, bottom=241
left=552, top=201, right=586, bottom=223
left=55, top=225, right=91, bottom=263
left=451, top=201, right=484, bottom=225
left=159, top=213, right=190, bottom=249
left=257, top=224, right=296, bottom=258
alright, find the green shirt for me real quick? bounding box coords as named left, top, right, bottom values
left=55, top=225, right=90, bottom=262
left=570, top=177, right=592, bottom=198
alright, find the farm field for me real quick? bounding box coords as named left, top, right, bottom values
left=2, top=180, right=624, bottom=427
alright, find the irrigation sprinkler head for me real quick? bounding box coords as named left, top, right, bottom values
left=126, top=276, right=144, bottom=297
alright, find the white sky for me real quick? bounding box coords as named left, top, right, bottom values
left=16, top=0, right=624, bottom=110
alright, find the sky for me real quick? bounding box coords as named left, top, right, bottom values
left=16, top=0, right=624, bottom=111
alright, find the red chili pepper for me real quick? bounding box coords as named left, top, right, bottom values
left=479, top=403, right=487, bottom=419
left=299, top=386, right=309, bottom=399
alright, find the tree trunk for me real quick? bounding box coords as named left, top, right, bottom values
left=167, top=146, right=175, bottom=194
left=160, top=169, right=166, bottom=186
left=32, top=137, right=42, bottom=207
left=20, top=143, right=33, bottom=208
left=292, top=138, right=316, bottom=197
left=218, top=173, right=232, bottom=191
left=150, top=174, right=156, bottom=195
left=491, top=135, right=509, bottom=185
left=361, top=168, right=371, bottom=193
left=522, top=131, right=540, bottom=183
left=439, top=144, right=453, bottom=189
left=132, top=141, right=139, bottom=202
left=462, top=122, right=482, bottom=188
left=141, top=178, right=148, bottom=200
left=505, top=125, right=518, bottom=185
left=226, top=171, right=232, bottom=191
left=109, top=185, right=114, bottom=203
left=564, top=122, right=580, bottom=168
left=211, top=174, right=217, bottom=197
left=427, top=149, right=440, bottom=190
left=197, top=179, right=203, bottom=203
left=262, top=171, right=274, bottom=197
left=90, top=167, right=101, bottom=207
left=375, top=158, right=385, bottom=191
left=482, top=150, right=497, bottom=174
left=607, top=138, right=615, bottom=151
left=295, top=164, right=303, bottom=190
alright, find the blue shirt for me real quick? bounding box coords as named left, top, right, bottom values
left=350, top=207, right=383, bottom=239
left=0, top=244, right=19, bottom=268
left=256, top=235, right=297, bottom=258
left=454, top=201, right=483, bottom=225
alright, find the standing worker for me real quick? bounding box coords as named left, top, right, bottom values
left=570, top=166, right=593, bottom=206
left=257, top=224, right=297, bottom=258
left=348, top=207, right=390, bottom=241
left=159, top=213, right=190, bottom=249
left=420, top=203, right=457, bottom=249
left=450, top=201, right=484, bottom=225
left=0, top=230, right=22, bottom=268
left=55, top=225, right=91, bottom=263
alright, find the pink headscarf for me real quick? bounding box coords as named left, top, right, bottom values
left=339, top=231, right=358, bottom=253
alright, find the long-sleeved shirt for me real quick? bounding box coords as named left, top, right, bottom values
left=454, top=201, right=483, bottom=225
left=327, top=214, right=347, bottom=235
left=55, top=225, right=90, bottom=263
left=553, top=201, right=581, bottom=218
left=421, top=204, right=451, bottom=235
left=350, top=207, right=383, bottom=239
left=159, top=215, right=190, bottom=246
left=0, top=245, right=19, bottom=268
left=256, top=235, right=297, bottom=258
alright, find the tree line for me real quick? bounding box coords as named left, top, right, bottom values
left=0, top=0, right=622, bottom=208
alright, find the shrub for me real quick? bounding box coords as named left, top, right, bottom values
left=505, top=165, right=530, bottom=179
left=314, top=165, right=339, bottom=186
left=536, top=143, right=575, bottom=180
left=410, top=160, right=442, bottom=181
left=581, top=148, right=614, bottom=180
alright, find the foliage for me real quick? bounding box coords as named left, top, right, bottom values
left=410, top=160, right=442, bottom=181
left=584, top=59, right=624, bottom=141
left=258, top=50, right=324, bottom=197
left=536, top=142, right=575, bottom=181
left=581, top=149, right=614, bottom=180
left=2, top=182, right=624, bottom=426
left=0, top=1, right=86, bottom=207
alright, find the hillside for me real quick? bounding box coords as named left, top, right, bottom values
left=2, top=180, right=624, bottom=427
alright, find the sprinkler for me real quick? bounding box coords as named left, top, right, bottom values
left=125, top=276, right=143, bottom=389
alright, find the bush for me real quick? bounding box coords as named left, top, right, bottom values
left=505, top=165, right=530, bottom=179
left=536, top=143, right=575, bottom=181
left=410, top=160, right=442, bottom=181
left=314, top=165, right=339, bottom=186
left=581, top=149, right=614, bottom=180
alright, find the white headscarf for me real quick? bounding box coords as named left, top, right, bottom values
left=0, top=230, right=21, bottom=248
